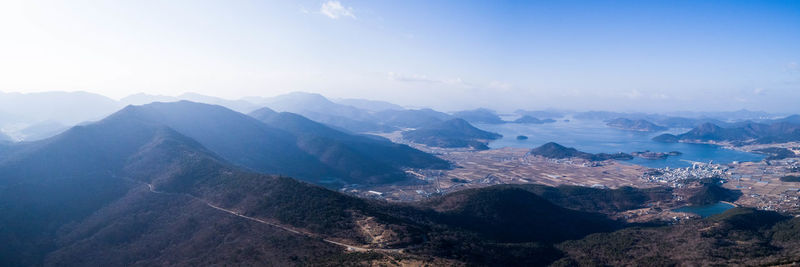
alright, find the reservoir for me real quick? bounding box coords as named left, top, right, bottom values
left=476, top=119, right=764, bottom=168
left=672, top=202, right=736, bottom=218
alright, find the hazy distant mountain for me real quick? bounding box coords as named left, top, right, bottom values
left=452, top=108, right=505, bottom=124
left=119, top=93, right=179, bottom=105
left=606, top=118, right=667, bottom=132
left=402, top=118, right=502, bottom=150
left=251, top=92, right=393, bottom=133
left=514, top=109, right=566, bottom=119
left=249, top=107, right=449, bottom=180
left=654, top=120, right=800, bottom=145
left=373, top=108, right=453, bottom=128
left=120, top=93, right=261, bottom=113
left=335, top=98, right=404, bottom=111
left=176, top=93, right=260, bottom=113
left=0, top=91, right=121, bottom=126
left=513, top=115, right=556, bottom=124
left=16, top=121, right=69, bottom=141
left=0, top=131, right=11, bottom=142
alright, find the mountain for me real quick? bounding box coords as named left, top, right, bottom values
left=402, top=118, right=502, bottom=150
left=530, top=142, right=595, bottom=159
left=513, top=115, right=556, bottom=124
left=514, top=109, right=566, bottom=119
left=250, top=92, right=393, bottom=133
left=0, top=91, right=121, bottom=126
left=0, top=114, right=373, bottom=265
left=529, top=142, right=632, bottom=161
left=373, top=108, right=453, bottom=128
left=655, top=121, right=800, bottom=145
left=0, top=112, right=639, bottom=266
left=452, top=108, right=505, bottom=124
left=515, top=184, right=674, bottom=214
left=776, top=114, right=800, bottom=124
left=0, top=131, right=11, bottom=142
left=248, top=107, right=450, bottom=181
left=335, top=98, right=404, bottom=112
left=556, top=208, right=800, bottom=266
left=606, top=118, right=667, bottom=132
left=176, top=93, right=260, bottom=113
left=652, top=133, right=680, bottom=143
left=119, top=93, right=179, bottom=105
left=125, top=101, right=447, bottom=186
left=421, top=186, right=623, bottom=243
left=16, top=121, right=69, bottom=141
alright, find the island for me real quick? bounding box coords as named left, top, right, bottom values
left=513, top=115, right=556, bottom=124
left=516, top=135, right=529, bottom=140
left=606, top=118, right=667, bottom=132
left=529, top=142, right=633, bottom=161
left=631, top=150, right=683, bottom=160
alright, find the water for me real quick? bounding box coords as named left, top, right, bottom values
left=477, top=119, right=764, bottom=168
left=673, top=202, right=736, bottom=218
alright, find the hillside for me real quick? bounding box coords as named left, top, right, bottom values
left=335, top=98, right=404, bottom=112
left=555, top=208, right=800, bottom=266
left=251, top=92, right=393, bottom=133
left=452, top=108, right=505, bottom=124
left=0, top=115, right=374, bottom=265
left=90, top=101, right=446, bottom=187
left=0, top=113, right=643, bottom=265
left=606, top=118, right=667, bottom=132
left=248, top=108, right=450, bottom=182
left=402, top=118, right=502, bottom=150
left=373, top=108, right=453, bottom=128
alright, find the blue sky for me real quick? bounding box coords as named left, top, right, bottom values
left=0, top=0, right=798, bottom=112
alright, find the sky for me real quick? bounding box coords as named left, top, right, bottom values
left=0, top=0, right=798, bottom=112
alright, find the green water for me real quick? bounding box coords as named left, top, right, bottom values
left=673, top=202, right=735, bottom=218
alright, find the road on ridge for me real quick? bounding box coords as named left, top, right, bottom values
left=141, top=181, right=404, bottom=253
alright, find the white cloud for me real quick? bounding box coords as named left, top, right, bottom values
left=320, top=1, right=355, bottom=19
left=753, top=87, right=767, bottom=95
left=488, top=81, right=512, bottom=91
left=787, top=62, right=798, bottom=72
left=387, top=72, right=472, bottom=87
left=387, top=72, right=437, bottom=83
left=624, top=89, right=642, bottom=99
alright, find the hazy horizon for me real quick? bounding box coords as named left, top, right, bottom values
left=1, top=0, right=798, bottom=112
left=2, top=89, right=797, bottom=115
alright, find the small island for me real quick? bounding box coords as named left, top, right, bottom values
left=631, top=150, right=682, bottom=160
left=607, top=118, right=667, bottom=132
left=513, top=115, right=556, bottom=124
left=516, top=135, right=529, bottom=140
left=529, top=142, right=633, bottom=161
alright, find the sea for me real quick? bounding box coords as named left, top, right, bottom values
left=476, top=118, right=764, bottom=169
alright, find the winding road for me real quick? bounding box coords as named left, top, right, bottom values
left=143, top=182, right=404, bottom=253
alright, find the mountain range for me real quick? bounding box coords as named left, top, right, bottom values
left=0, top=107, right=646, bottom=265
left=2, top=100, right=799, bottom=265
left=653, top=118, right=800, bottom=145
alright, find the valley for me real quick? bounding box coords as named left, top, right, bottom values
left=365, top=130, right=800, bottom=219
